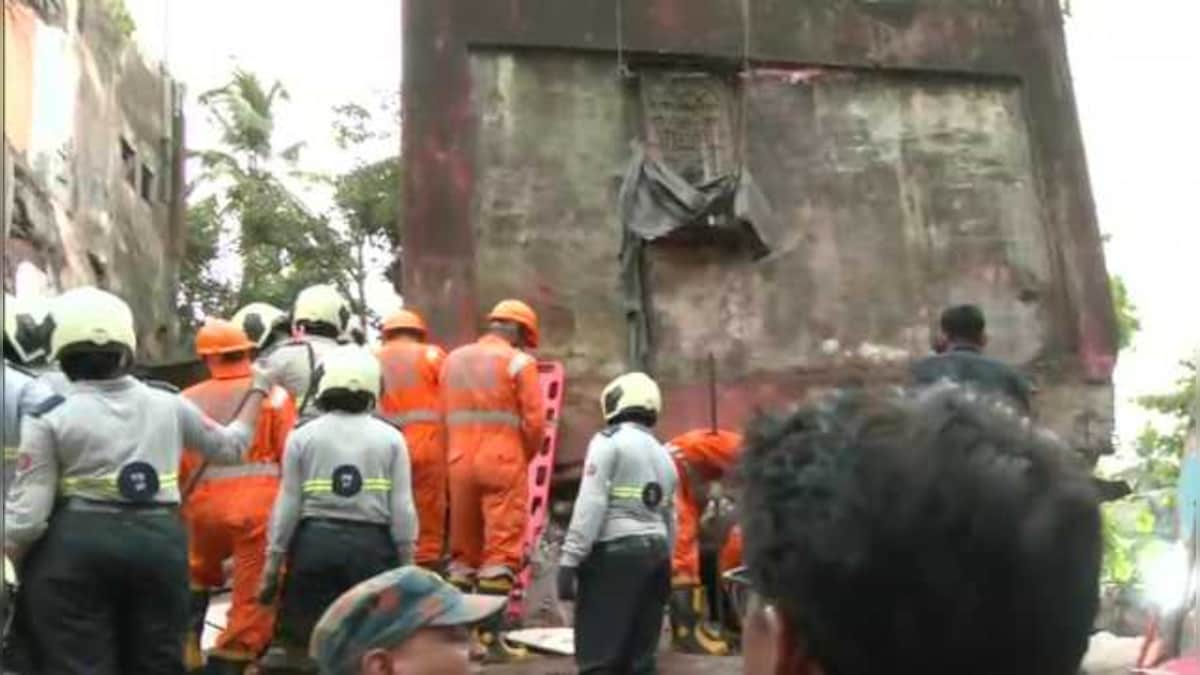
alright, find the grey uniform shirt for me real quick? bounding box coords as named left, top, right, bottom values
left=265, top=411, right=417, bottom=555
left=3, top=364, right=53, bottom=494
left=35, top=368, right=71, bottom=397
left=263, top=335, right=340, bottom=421
left=561, top=422, right=679, bottom=568
left=4, top=376, right=254, bottom=553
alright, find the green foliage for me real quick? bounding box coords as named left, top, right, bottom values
left=178, top=68, right=401, bottom=337
left=1111, top=275, right=1141, bottom=351
left=1102, top=497, right=1157, bottom=586
left=1102, top=362, right=1197, bottom=593
left=176, top=197, right=234, bottom=330
left=197, top=71, right=294, bottom=169
left=329, top=97, right=402, bottom=329
left=103, top=0, right=136, bottom=40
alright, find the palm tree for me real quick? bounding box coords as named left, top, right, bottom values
left=186, top=68, right=345, bottom=311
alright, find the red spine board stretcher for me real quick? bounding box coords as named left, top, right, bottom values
left=508, top=361, right=565, bottom=620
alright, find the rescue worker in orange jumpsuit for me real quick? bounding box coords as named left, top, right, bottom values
left=375, top=309, right=448, bottom=572
left=667, top=428, right=743, bottom=655
left=442, top=299, right=545, bottom=662
left=180, top=320, right=297, bottom=674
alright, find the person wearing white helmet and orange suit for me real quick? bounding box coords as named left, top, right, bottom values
left=3, top=287, right=278, bottom=673
left=441, top=299, right=545, bottom=662
left=375, top=309, right=449, bottom=573
left=256, top=345, right=417, bottom=674
left=179, top=319, right=297, bottom=674
left=263, top=285, right=352, bottom=422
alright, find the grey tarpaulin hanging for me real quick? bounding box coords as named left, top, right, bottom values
left=616, top=141, right=779, bottom=370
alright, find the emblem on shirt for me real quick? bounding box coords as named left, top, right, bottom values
left=331, top=465, right=364, bottom=497
left=642, top=482, right=664, bottom=508
left=118, top=461, right=160, bottom=502
left=15, top=453, right=32, bottom=473
left=585, top=463, right=597, bottom=477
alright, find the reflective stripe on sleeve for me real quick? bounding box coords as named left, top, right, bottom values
left=385, top=410, right=441, bottom=426
left=446, top=410, right=520, bottom=427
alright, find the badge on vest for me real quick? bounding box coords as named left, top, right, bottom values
left=642, top=482, right=664, bottom=509
left=118, top=462, right=160, bottom=502
left=331, top=465, right=363, bottom=497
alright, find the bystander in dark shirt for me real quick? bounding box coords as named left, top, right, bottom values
left=911, top=345, right=1033, bottom=413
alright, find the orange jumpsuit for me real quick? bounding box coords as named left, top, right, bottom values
left=442, top=333, right=545, bottom=580
left=719, top=525, right=742, bottom=576
left=668, top=429, right=743, bottom=586
left=180, top=359, right=296, bottom=657
left=376, top=338, right=448, bottom=568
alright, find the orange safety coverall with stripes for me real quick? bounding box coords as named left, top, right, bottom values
left=441, top=333, right=545, bottom=580
left=668, top=429, right=743, bottom=586
left=179, top=359, right=296, bottom=656
left=376, top=339, right=448, bottom=567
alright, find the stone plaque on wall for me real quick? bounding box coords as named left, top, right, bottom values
left=639, top=70, right=736, bottom=184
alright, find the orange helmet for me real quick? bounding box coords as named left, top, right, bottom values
left=195, top=319, right=255, bottom=356
left=487, top=299, right=540, bottom=348
left=382, top=309, right=428, bottom=338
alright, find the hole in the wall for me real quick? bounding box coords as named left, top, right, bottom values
left=140, top=165, right=155, bottom=202
left=87, top=252, right=109, bottom=288
left=120, top=137, right=137, bottom=188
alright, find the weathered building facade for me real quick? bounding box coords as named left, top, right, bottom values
left=3, top=0, right=186, bottom=361
left=402, top=0, right=1117, bottom=476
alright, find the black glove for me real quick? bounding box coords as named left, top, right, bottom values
left=557, top=565, right=578, bottom=601
left=257, top=554, right=283, bottom=605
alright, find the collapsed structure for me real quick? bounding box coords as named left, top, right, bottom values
left=2, top=0, right=186, bottom=362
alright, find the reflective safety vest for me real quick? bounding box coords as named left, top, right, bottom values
left=377, top=341, right=445, bottom=429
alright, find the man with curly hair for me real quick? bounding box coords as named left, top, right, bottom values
left=736, top=385, right=1102, bottom=675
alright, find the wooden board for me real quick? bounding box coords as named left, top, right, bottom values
left=505, top=627, right=575, bottom=656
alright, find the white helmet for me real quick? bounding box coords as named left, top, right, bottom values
left=4, top=293, right=53, bottom=365
left=49, top=287, right=136, bottom=359
left=293, top=285, right=350, bottom=333
left=315, top=345, right=381, bottom=400
left=601, top=372, right=662, bottom=423
left=232, top=302, right=288, bottom=349
left=341, top=314, right=367, bottom=346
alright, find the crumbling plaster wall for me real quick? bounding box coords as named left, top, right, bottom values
left=405, top=0, right=1117, bottom=474
left=465, top=51, right=1111, bottom=470
left=3, top=0, right=184, bottom=361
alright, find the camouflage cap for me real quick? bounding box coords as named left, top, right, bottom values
left=310, top=566, right=506, bottom=674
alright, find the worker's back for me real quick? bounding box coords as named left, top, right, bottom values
left=182, top=376, right=292, bottom=467
left=911, top=346, right=1033, bottom=413
left=441, top=334, right=533, bottom=447
left=263, top=335, right=340, bottom=418
left=377, top=340, right=444, bottom=424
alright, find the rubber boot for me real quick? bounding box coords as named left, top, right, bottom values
left=185, top=588, right=211, bottom=673
left=256, top=644, right=318, bottom=674
left=669, top=586, right=731, bottom=656
left=204, top=651, right=253, bottom=675
left=474, top=576, right=529, bottom=664
left=447, top=572, right=475, bottom=593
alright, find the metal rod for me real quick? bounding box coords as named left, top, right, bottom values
left=708, top=353, right=718, bottom=434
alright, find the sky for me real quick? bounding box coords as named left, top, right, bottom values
left=119, top=0, right=1200, bottom=450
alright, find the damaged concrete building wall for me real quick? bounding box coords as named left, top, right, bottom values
left=2, top=0, right=185, bottom=361
left=404, top=0, right=1117, bottom=474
